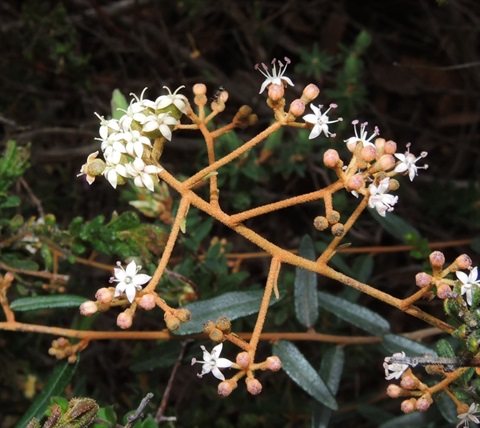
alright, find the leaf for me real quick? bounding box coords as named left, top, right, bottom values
left=130, top=341, right=182, bottom=372
left=435, top=338, right=455, bottom=358
left=369, top=209, right=419, bottom=243
left=174, top=290, right=282, bottom=335
left=382, top=334, right=436, bottom=357
left=312, top=346, right=345, bottom=427
left=317, top=291, right=390, bottom=336
left=10, top=295, right=87, bottom=312
left=273, top=340, right=337, bottom=410
left=111, top=89, right=129, bottom=119
left=15, top=359, right=79, bottom=428
left=294, top=235, right=319, bottom=328
left=434, top=391, right=458, bottom=424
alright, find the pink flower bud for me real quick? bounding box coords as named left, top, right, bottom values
left=192, top=84, right=207, bottom=96
left=266, top=356, right=282, bottom=372
left=79, top=301, right=98, bottom=316
left=429, top=251, right=445, bottom=268
left=401, top=398, right=417, bottom=414
left=95, top=287, right=113, bottom=304
left=246, top=378, right=263, bottom=395
left=436, top=283, right=452, bottom=299
left=456, top=254, right=472, bottom=270
left=374, top=138, right=386, bottom=153
left=386, top=384, right=403, bottom=398
left=361, top=145, right=377, bottom=162
left=400, top=374, right=420, bottom=390
left=415, top=272, right=432, bottom=288
left=347, top=174, right=364, bottom=191
left=236, top=352, right=251, bottom=369
left=289, top=99, right=306, bottom=117
left=378, top=154, right=396, bottom=171
left=138, top=294, right=156, bottom=310
left=323, top=149, right=340, bottom=168
left=268, top=83, right=285, bottom=101
left=302, top=84, right=320, bottom=102
left=384, top=140, right=397, bottom=154
left=117, top=311, right=133, bottom=329
left=416, top=394, right=432, bottom=412
left=218, top=381, right=234, bottom=397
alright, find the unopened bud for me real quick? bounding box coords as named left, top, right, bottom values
left=268, top=84, right=285, bottom=101
left=236, top=352, right=251, bottom=369
left=246, top=378, right=263, bottom=395
left=347, top=174, right=364, bottom=192
left=203, top=320, right=216, bottom=334
left=164, top=312, right=180, bottom=331
left=192, top=83, right=207, bottom=96
left=176, top=308, right=192, bottom=323
left=456, top=254, right=472, bottom=270
left=415, top=272, right=432, bottom=288
left=416, top=394, right=432, bottom=412
left=429, top=251, right=445, bottom=268
left=80, top=301, right=98, bottom=316
left=327, top=210, right=341, bottom=225
left=208, top=327, right=224, bottom=342
left=95, top=287, right=113, bottom=304
left=266, top=356, right=282, bottom=371
left=384, top=140, right=397, bottom=154
left=289, top=99, right=306, bottom=117
left=401, top=398, right=417, bottom=414
left=215, top=316, right=231, bottom=332
left=313, top=216, right=329, bottom=231
left=218, top=379, right=237, bottom=397
left=389, top=178, right=400, bottom=191
left=323, top=149, right=340, bottom=168
left=361, top=145, right=377, bottom=162
left=400, top=374, right=420, bottom=390
left=138, top=294, right=156, bottom=310
left=386, top=384, right=404, bottom=398
left=374, top=138, right=386, bottom=153
left=117, top=311, right=133, bottom=329
left=436, top=283, right=452, bottom=299
left=378, top=154, right=396, bottom=171
left=331, top=223, right=344, bottom=237
left=302, top=84, right=320, bottom=102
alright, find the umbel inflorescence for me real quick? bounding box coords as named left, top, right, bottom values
left=74, top=55, right=477, bottom=422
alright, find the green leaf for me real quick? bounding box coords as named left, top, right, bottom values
left=130, top=341, right=182, bottom=372
left=382, top=334, right=436, bottom=356
left=378, top=411, right=431, bottom=428
left=10, top=295, right=88, bottom=312
left=435, top=338, right=455, bottom=358
left=312, top=346, right=345, bottom=427
left=369, top=210, right=419, bottom=243
left=317, top=291, right=390, bottom=336
left=15, top=359, right=79, bottom=428
left=111, top=89, right=129, bottom=119
left=294, top=235, right=319, bottom=328
left=273, top=340, right=337, bottom=410
left=174, top=290, right=282, bottom=335
left=434, top=391, right=458, bottom=424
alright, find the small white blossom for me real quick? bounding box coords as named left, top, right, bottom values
left=123, top=130, right=152, bottom=159
left=255, top=57, right=294, bottom=94
left=94, top=113, right=120, bottom=140
left=155, top=86, right=188, bottom=113
left=394, top=143, right=428, bottom=181
left=457, top=402, right=480, bottom=428
left=140, top=112, right=179, bottom=141
left=97, top=132, right=126, bottom=164
left=383, top=351, right=408, bottom=380
left=191, top=343, right=233, bottom=381
left=118, top=87, right=156, bottom=131
left=102, top=162, right=128, bottom=189
left=457, top=267, right=480, bottom=306
left=344, top=120, right=379, bottom=151
left=125, top=157, right=163, bottom=192
left=302, top=103, right=343, bottom=139
left=110, top=260, right=151, bottom=303
left=368, top=177, right=398, bottom=217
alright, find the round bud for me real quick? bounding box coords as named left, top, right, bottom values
left=429, top=251, right=445, bottom=268
left=386, top=384, right=403, bottom=398
left=266, top=356, right=282, bottom=372
left=361, top=145, right=377, bottom=162
left=95, top=287, right=113, bottom=304
left=389, top=178, right=400, bottom=191
left=289, top=99, right=305, bottom=117
left=176, top=308, right=192, bottom=323
left=208, top=327, right=224, bottom=342
left=346, top=174, right=364, bottom=192
left=246, top=378, right=263, bottom=395
left=327, top=210, right=341, bottom=225
left=86, top=159, right=106, bottom=176
left=374, top=138, right=386, bottom=153
left=80, top=301, right=98, bottom=316
left=456, top=254, right=472, bottom=270
left=238, top=105, right=253, bottom=118
left=331, top=223, right=344, bottom=237
left=218, top=381, right=233, bottom=397
left=384, top=140, right=397, bottom=154
left=117, top=311, right=133, bottom=329
left=323, top=149, right=340, bottom=168
left=236, top=352, right=251, bottom=369
left=192, top=83, right=207, bottom=96
left=138, top=294, right=156, bottom=310
left=400, top=398, right=417, bottom=414
left=164, top=312, right=180, bottom=331
left=400, top=374, right=420, bottom=390
left=415, top=272, right=432, bottom=288
left=268, top=83, right=285, bottom=101
left=215, top=316, right=231, bottom=333
left=302, top=84, right=320, bottom=102
left=313, top=216, right=329, bottom=231
left=378, top=154, right=396, bottom=171
left=436, top=283, right=452, bottom=299
left=203, top=320, right=216, bottom=334
left=416, top=394, right=432, bottom=412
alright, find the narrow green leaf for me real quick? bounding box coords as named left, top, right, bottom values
left=273, top=340, right=337, bottom=410
left=312, top=346, right=345, bottom=427
left=174, top=290, right=282, bottom=335
left=15, top=359, right=79, bottom=428
left=294, top=235, right=319, bottom=328
left=317, top=291, right=390, bottom=335
left=378, top=410, right=431, bottom=428
left=369, top=210, right=419, bottom=243
left=10, top=295, right=87, bottom=312
left=434, top=391, right=458, bottom=424
left=435, top=338, right=456, bottom=358
left=382, top=334, right=436, bottom=356
left=111, top=89, right=129, bottom=119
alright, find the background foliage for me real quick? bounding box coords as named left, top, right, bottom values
left=0, top=0, right=479, bottom=427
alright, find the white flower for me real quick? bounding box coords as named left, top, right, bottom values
left=110, top=260, right=151, bottom=303
left=102, top=162, right=128, bottom=189
left=394, top=143, right=428, bottom=181
left=191, top=343, right=233, bottom=381
left=457, top=267, right=480, bottom=306
left=255, top=57, right=294, bottom=94
left=125, top=157, right=163, bottom=192
left=457, top=402, right=480, bottom=428
left=123, top=130, right=152, bottom=159
left=302, top=103, right=343, bottom=139
left=383, top=351, right=409, bottom=380
left=118, top=87, right=156, bottom=131
left=368, top=177, right=398, bottom=217
left=97, top=132, right=126, bottom=164
left=344, top=120, right=379, bottom=151
left=94, top=113, right=120, bottom=140
left=155, top=86, right=188, bottom=114
left=140, top=112, right=179, bottom=141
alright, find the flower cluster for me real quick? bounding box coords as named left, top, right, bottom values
left=78, top=86, right=188, bottom=191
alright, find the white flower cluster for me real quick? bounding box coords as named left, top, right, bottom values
left=78, top=86, right=188, bottom=191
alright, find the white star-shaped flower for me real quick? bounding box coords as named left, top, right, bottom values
left=123, top=130, right=152, bottom=159
left=140, top=112, right=179, bottom=141
left=110, top=260, right=151, bottom=303
left=368, top=177, right=398, bottom=217
left=191, top=343, right=233, bottom=381
left=456, top=266, right=480, bottom=306
left=394, top=143, right=429, bottom=181
left=102, top=162, right=128, bottom=189
left=457, top=402, right=480, bottom=428
left=97, top=132, right=126, bottom=164
left=302, top=103, right=343, bottom=139
left=125, top=157, right=163, bottom=192
left=344, top=120, right=379, bottom=151
left=118, top=87, right=156, bottom=131
left=383, top=351, right=409, bottom=380
left=155, top=86, right=188, bottom=114
left=255, top=57, right=294, bottom=94
left=94, top=113, right=120, bottom=140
